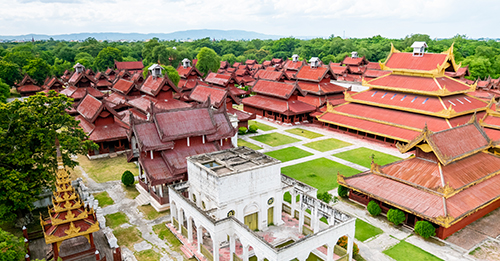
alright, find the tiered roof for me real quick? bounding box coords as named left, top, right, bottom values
left=41, top=144, right=99, bottom=245
left=340, top=120, right=500, bottom=229
left=16, top=74, right=42, bottom=96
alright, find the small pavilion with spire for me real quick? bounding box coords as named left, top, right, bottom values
left=40, top=140, right=100, bottom=260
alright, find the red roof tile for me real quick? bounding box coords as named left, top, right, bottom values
left=140, top=155, right=173, bottom=186
left=295, top=79, right=345, bottom=95
left=366, top=62, right=381, bottom=70
left=134, top=122, right=174, bottom=151
left=254, top=70, right=285, bottom=81
left=252, top=80, right=302, bottom=99
left=77, top=95, right=103, bottom=122
left=189, top=85, right=228, bottom=107
left=115, top=61, right=143, bottom=71
left=295, top=66, right=332, bottom=82
left=363, top=69, right=391, bottom=78
left=385, top=52, right=448, bottom=71
left=112, top=78, right=135, bottom=95
left=282, top=60, right=304, bottom=71
left=154, top=108, right=217, bottom=141
left=161, top=142, right=218, bottom=174
left=368, top=74, right=471, bottom=94
left=204, top=72, right=233, bottom=87
left=89, top=122, right=128, bottom=142
left=242, top=95, right=316, bottom=115
left=428, top=124, right=489, bottom=161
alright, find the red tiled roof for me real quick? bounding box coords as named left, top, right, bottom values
left=349, top=90, right=487, bottom=115
left=366, top=62, right=381, bottom=70
left=283, top=60, right=303, bottom=71
left=154, top=108, right=217, bottom=141
left=363, top=69, right=391, bottom=78
left=227, top=107, right=256, bottom=122
left=204, top=72, right=232, bottom=87
left=228, top=86, right=247, bottom=97
left=89, top=122, right=128, bottom=142
left=242, top=95, right=316, bottom=115
left=295, top=79, right=345, bottom=95
left=77, top=95, right=103, bottom=122
left=295, top=66, right=331, bottom=82
left=206, top=111, right=236, bottom=141
left=161, top=142, right=219, bottom=174
left=254, top=70, right=284, bottom=81
left=341, top=56, right=368, bottom=66
left=140, top=155, right=173, bottom=186
left=112, top=78, right=135, bottom=95
left=104, top=92, right=128, bottom=106
left=189, top=85, right=228, bottom=106
left=484, top=127, right=500, bottom=142
left=134, top=122, right=174, bottom=151
left=368, top=74, right=471, bottom=94
left=385, top=52, right=448, bottom=71
left=76, top=115, right=95, bottom=134
left=141, top=75, right=178, bottom=97
left=115, top=61, right=143, bottom=70
left=330, top=65, right=348, bottom=75
left=252, top=80, right=301, bottom=99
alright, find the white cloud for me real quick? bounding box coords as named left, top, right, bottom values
left=0, top=0, right=498, bottom=39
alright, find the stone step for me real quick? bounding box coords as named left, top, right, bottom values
left=135, top=193, right=149, bottom=206
left=180, top=245, right=194, bottom=258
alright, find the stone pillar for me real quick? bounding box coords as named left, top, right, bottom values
left=313, top=207, right=320, bottom=233
left=212, top=233, right=219, bottom=261
left=327, top=243, right=334, bottom=261
left=187, top=218, right=193, bottom=243
left=242, top=245, right=249, bottom=261
left=347, top=236, right=353, bottom=261
left=229, top=235, right=235, bottom=261
left=274, top=192, right=283, bottom=226
left=197, top=225, right=202, bottom=254
left=290, top=190, right=296, bottom=218
left=159, top=185, right=164, bottom=197
left=299, top=209, right=305, bottom=234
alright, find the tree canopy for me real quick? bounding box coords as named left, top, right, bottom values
left=196, top=47, right=220, bottom=76
left=0, top=228, right=25, bottom=261
left=23, top=58, right=52, bottom=85
left=0, top=91, right=96, bottom=222
left=164, top=65, right=180, bottom=86
left=94, top=47, right=122, bottom=71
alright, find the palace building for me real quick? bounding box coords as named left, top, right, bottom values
left=168, top=147, right=356, bottom=261
left=339, top=118, right=500, bottom=239
left=316, top=42, right=488, bottom=145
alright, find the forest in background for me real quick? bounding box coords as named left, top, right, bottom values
left=1, top=33, right=500, bottom=94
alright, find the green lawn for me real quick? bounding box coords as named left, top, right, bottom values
left=238, top=139, right=262, bottom=150
left=251, top=133, right=300, bottom=147
left=94, top=191, right=114, bottom=207
left=138, top=205, right=169, bottom=220
left=135, top=250, right=162, bottom=261
left=383, top=241, right=444, bottom=261
left=333, top=147, right=402, bottom=168
left=355, top=219, right=383, bottom=242
left=248, top=120, right=276, bottom=131
left=113, top=226, right=142, bottom=251
left=303, top=138, right=352, bottom=152
left=281, top=158, right=360, bottom=193
left=285, top=128, right=323, bottom=139
left=265, top=147, right=313, bottom=162
left=78, top=154, right=138, bottom=183
left=105, top=212, right=129, bottom=229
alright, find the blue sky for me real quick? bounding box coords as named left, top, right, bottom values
left=0, top=0, right=498, bottom=39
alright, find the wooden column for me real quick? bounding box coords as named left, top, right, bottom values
left=90, top=233, right=95, bottom=248
left=52, top=243, right=59, bottom=260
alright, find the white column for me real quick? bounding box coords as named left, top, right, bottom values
left=275, top=192, right=283, bottom=226
left=242, top=245, right=249, bottom=261
left=202, top=135, right=205, bottom=144
left=187, top=137, right=190, bottom=147
left=212, top=233, right=219, bottom=261
left=197, top=225, right=202, bottom=254
left=159, top=185, right=164, bottom=197
left=299, top=208, right=305, bottom=234
left=138, top=164, right=142, bottom=179
left=347, top=236, right=353, bottom=261
left=229, top=235, right=235, bottom=261
left=187, top=218, right=193, bottom=243
left=178, top=209, right=184, bottom=231
left=327, top=243, right=334, bottom=261
left=150, top=150, right=153, bottom=159
left=313, top=207, right=320, bottom=233
left=290, top=190, right=296, bottom=218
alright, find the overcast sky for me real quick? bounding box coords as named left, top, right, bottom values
left=0, top=0, right=498, bottom=39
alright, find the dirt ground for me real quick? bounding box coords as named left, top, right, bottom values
left=469, top=240, right=500, bottom=261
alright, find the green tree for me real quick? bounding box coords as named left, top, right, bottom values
left=142, top=38, right=160, bottom=65
left=56, top=46, right=76, bottom=63
left=52, top=58, right=72, bottom=76
left=221, top=53, right=237, bottom=65
left=94, top=47, right=122, bottom=71
left=23, top=58, right=52, bottom=85
left=337, top=185, right=349, bottom=198
left=164, top=65, right=180, bottom=86
left=196, top=47, right=220, bottom=76
left=0, top=79, right=9, bottom=103
left=414, top=220, right=436, bottom=239
left=121, top=170, right=135, bottom=186
left=3, top=51, right=36, bottom=68
left=387, top=209, right=406, bottom=226
left=0, top=228, right=25, bottom=261
left=367, top=201, right=382, bottom=216
left=0, top=60, right=22, bottom=86
left=0, top=91, right=96, bottom=222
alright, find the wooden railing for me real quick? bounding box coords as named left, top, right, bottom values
left=150, top=190, right=169, bottom=205
left=139, top=179, right=148, bottom=191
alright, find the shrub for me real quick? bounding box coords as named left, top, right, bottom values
left=238, top=126, right=248, bottom=135
left=367, top=201, right=382, bottom=216
left=317, top=192, right=332, bottom=203
left=248, top=124, right=258, bottom=133
left=338, top=185, right=349, bottom=198
left=0, top=228, right=25, bottom=261
left=336, top=236, right=359, bottom=256
left=414, top=220, right=436, bottom=239
left=121, top=170, right=135, bottom=186
left=387, top=209, right=406, bottom=226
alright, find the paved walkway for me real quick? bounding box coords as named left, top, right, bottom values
left=241, top=117, right=476, bottom=261
left=77, top=164, right=183, bottom=261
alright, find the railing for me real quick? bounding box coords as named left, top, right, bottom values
left=150, top=190, right=169, bottom=205
left=99, top=147, right=110, bottom=154
left=114, top=144, right=126, bottom=152
left=59, top=247, right=96, bottom=261
left=139, top=179, right=148, bottom=191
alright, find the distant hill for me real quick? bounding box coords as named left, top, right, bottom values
left=0, top=29, right=294, bottom=41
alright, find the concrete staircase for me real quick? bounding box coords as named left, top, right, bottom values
left=135, top=192, right=149, bottom=206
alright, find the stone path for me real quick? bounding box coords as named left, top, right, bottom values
left=241, top=117, right=477, bottom=261
left=77, top=164, right=184, bottom=261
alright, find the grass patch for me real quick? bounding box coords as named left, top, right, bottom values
left=355, top=219, right=383, bottom=242
left=281, top=158, right=360, bottom=193
left=105, top=212, right=129, bottom=229
left=469, top=247, right=481, bottom=255
left=113, top=226, right=142, bottom=250
left=238, top=139, right=262, bottom=150
left=123, top=183, right=140, bottom=199
left=152, top=222, right=184, bottom=254
left=138, top=205, right=169, bottom=220
left=333, top=147, right=402, bottom=168
left=303, top=138, right=352, bottom=152
left=77, top=154, right=138, bottom=183
left=285, top=128, right=323, bottom=139
left=383, top=241, right=443, bottom=261
left=265, top=147, right=313, bottom=162
left=250, top=133, right=300, bottom=147
left=248, top=120, right=276, bottom=131
left=134, top=249, right=162, bottom=261
left=94, top=191, right=114, bottom=207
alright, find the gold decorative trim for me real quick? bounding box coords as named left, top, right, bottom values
left=436, top=183, right=455, bottom=198
left=337, top=172, right=345, bottom=184
left=435, top=214, right=455, bottom=227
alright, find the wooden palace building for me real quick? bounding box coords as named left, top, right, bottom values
left=339, top=118, right=500, bottom=239
left=316, top=42, right=488, bottom=145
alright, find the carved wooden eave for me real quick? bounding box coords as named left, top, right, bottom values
left=396, top=125, right=432, bottom=153
left=436, top=183, right=456, bottom=198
